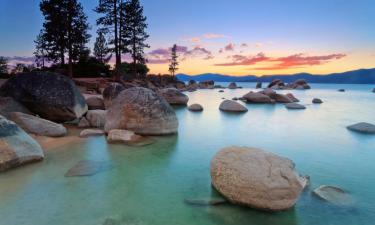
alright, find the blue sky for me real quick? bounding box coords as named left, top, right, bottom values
left=1, top=0, right=374, bottom=75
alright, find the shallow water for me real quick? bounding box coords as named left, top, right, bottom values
left=1, top=83, right=375, bottom=225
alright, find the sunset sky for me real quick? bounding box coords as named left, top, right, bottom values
left=0, top=0, right=374, bottom=76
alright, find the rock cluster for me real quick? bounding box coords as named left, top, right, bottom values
left=268, top=79, right=311, bottom=90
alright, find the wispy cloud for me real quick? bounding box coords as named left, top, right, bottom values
left=224, top=43, right=235, bottom=51
left=215, top=53, right=269, bottom=66
left=203, top=33, right=227, bottom=39
left=147, top=45, right=213, bottom=64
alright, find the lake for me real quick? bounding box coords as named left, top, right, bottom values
left=0, top=82, right=375, bottom=225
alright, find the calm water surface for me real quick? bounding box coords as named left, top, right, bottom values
left=1, top=83, right=375, bottom=225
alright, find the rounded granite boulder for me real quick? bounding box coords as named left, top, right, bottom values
left=210, top=146, right=307, bottom=211
left=104, top=87, right=178, bottom=135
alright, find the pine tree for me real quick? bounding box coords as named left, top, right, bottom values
left=95, top=0, right=126, bottom=79
left=34, top=30, right=47, bottom=68
left=168, top=44, right=179, bottom=76
left=0, top=57, right=8, bottom=74
left=94, top=31, right=111, bottom=64
left=122, top=0, right=150, bottom=79
left=39, top=0, right=90, bottom=77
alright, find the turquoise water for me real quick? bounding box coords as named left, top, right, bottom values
left=1, top=83, right=375, bottom=225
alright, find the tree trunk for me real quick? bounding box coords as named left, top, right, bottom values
left=132, top=28, right=136, bottom=79
left=114, top=0, right=121, bottom=81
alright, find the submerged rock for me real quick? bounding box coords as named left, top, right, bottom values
left=157, top=88, right=189, bottom=105
left=210, top=146, right=307, bottom=211
left=0, top=72, right=87, bottom=122
left=0, top=116, right=44, bottom=172
left=313, top=185, right=352, bottom=206
left=347, top=122, right=375, bottom=134
left=79, top=129, right=105, bottom=138
left=188, top=104, right=203, bottom=112
left=9, top=112, right=67, bottom=137
left=312, top=98, right=323, bottom=104
left=219, top=100, right=248, bottom=112
left=184, top=197, right=228, bottom=206
left=0, top=97, right=32, bottom=119
left=65, top=160, right=110, bottom=177
left=105, top=87, right=178, bottom=135
left=243, top=92, right=273, bottom=103
left=102, top=82, right=125, bottom=109
left=107, top=129, right=154, bottom=146
left=285, top=103, right=306, bottom=110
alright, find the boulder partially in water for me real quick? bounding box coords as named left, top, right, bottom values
left=199, top=80, right=215, bottom=89
left=338, top=89, right=345, bottom=92
left=102, top=82, right=125, bottom=109
left=228, top=82, right=237, bottom=89
left=312, top=98, right=323, bottom=104
left=0, top=72, right=87, bottom=122
left=107, top=129, right=154, bottom=146
left=104, top=87, right=178, bottom=135
left=313, top=185, right=352, bottom=206
left=256, top=82, right=262, bottom=89
left=210, top=146, right=307, bottom=211
left=0, top=116, right=44, bottom=172
left=243, top=92, right=273, bottom=103
left=269, top=93, right=293, bottom=103
left=219, top=100, right=248, bottom=112
left=188, top=104, right=203, bottom=112
left=286, top=93, right=299, bottom=102
left=157, top=88, right=189, bottom=105
left=347, top=122, right=375, bottom=134
left=9, top=112, right=67, bottom=137
left=0, top=97, right=32, bottom=119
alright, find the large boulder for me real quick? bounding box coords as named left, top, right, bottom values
left=0, top=72, right=87, bottom=122
left=347, top=122, right=375, bottom=134
left=104, top=87, right=178, bottom=135
left=0, top=97, right=32, bottom=119
left=9, top=112, right=67, bottom=137
left=287, top=79, right=311, bottom=90
left=0, top=116, right=44, bottom=171
left=102, top=82, right=126, bottom=109
left=86, top=110, right=106, bottom=128
left=243, top=92, right=273, bottom=103
left=157, top=88, right=189, bottom=105
left=268, top=79, right=285, bottom=89
left=219, top=100, right=248, bottom=112
left=211, top=146, right=307, bottom=211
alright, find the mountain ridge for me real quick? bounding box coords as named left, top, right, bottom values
left=176, top=68, right=375, bottom=84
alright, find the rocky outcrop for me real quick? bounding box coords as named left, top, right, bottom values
left=313, top=185, right=352, bottom=205
left=219, top=100, right=248, bottom=112
left=79, top=129, right=105, bottom=138
left=268, top=79, right=285, bottom=89
left=347, top=122, right=375, bottom=134
left=199, top=80, right=214, bottom=89
left=0, top=72, right=87, bottom=122
left=312, top=98, right=323, bottom=104
left=0, top=116, right=44, bottom=171
left=157, top=88, right=189, bottom=105
left=0, top=97, right=32, bottom=119
left=86, top=110, right=106, bottom=128
left=188, top=104, right=203, bottom=112
left=285, top=103, right=306, bottom=110
left=286, top=93, right=299, bottom=102
left=228, top=82, right=237, bottom=89
left=9, top=112, right=67, bottom=137
left=287, top=79, right=311, bottom=90
left=86, top=96, right=105, bottom=110
left=102, top=82, right=125, bottom=109
left=104, top=87, right=178, bottom=135
left=243, top=92, right=273, bottom=103
left=211, top=146, right=307, bottom=211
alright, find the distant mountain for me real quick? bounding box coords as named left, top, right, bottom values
left=176, top=68, right=375, bottom=84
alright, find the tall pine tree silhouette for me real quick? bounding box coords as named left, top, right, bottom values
left=39, top=0, right=90, bottom=77
left=168, top=44, right=179, bottom=76
left=94, top=31, right=111, bottom=64
left=122, top=0, right=149, bottom=79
